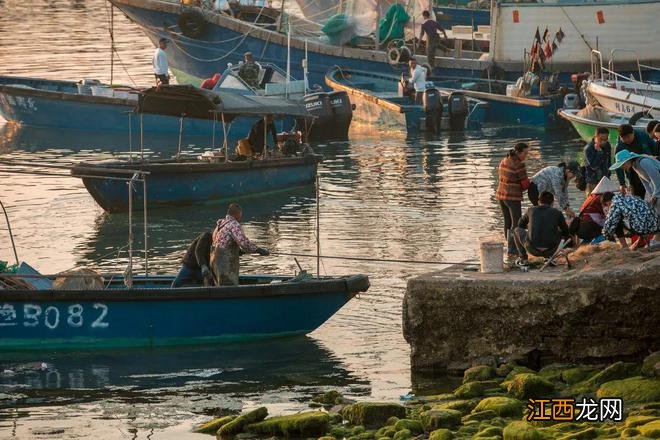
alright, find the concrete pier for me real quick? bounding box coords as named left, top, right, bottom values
left=403, top=254, right=660, bottom=373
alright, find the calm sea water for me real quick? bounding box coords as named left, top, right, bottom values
left=0, top=1, right=585, bottom=438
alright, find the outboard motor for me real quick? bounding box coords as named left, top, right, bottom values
left=422, top=88, right=443, bottom=133
left=299, top=92, right=331, bottom=142
left=327, top=91, right=352, bottom=141
left=563, top=93, right=578, bottom=109
left=447, top=92, right=469, bottom=130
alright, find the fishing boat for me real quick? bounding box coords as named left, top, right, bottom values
left=0, top=193, right=369, bottom=350
left=558, top=106, right=652, bottom=145
left=325, top=67, right=487, bottom=134
left=584, top=50, right=660, bottom=118
left=109, top=0, right=660, bottom=90
left=70, top=85, right=321, bottom=213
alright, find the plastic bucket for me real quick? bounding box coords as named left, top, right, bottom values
left=479, top=235, right=504, bottom=273
left=90, top=85, right=114, bottom=98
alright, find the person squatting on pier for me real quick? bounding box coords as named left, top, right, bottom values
left=528, top=161, right=583, bottom=218
left=211, top=203, right=270, bottom=286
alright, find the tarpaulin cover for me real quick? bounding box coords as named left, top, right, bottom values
left=378, top=3, right=409, bottom=44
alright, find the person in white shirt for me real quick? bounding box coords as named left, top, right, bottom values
left=408, top=58, right=427, bottom=104
left=153, top=38, right=170, bottom=85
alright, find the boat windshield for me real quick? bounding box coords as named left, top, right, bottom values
left=215, top=63, right=306, bottom=97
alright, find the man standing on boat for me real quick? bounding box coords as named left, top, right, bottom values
left=238, top=52, right=260, bottom=89
left=172, top=232, right=214, bottom=287
left=418, top=10, right=447, bottom=70
left=409, top=59, right=427, bottom=104
left=211, top=203, right=270, bottom=286
left=153, top=38, right=170, bottom=85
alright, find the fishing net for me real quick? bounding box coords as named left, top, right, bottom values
left=53, top=269, right=105, bottom=290
left=577, top=105, right=612, bottom=123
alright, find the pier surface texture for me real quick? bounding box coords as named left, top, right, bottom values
left=403, top=255, right=660, bottom=373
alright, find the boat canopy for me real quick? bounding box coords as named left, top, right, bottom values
left=135, top=85, right=310, bottom=120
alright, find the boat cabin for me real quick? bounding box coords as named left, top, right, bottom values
left=214, top=62, right=308, bottom=99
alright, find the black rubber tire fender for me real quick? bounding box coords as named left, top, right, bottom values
left=178, top=9, right=207, bottom=39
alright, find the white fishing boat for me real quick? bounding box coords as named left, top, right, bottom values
left=586, top=50, right=660, bottom=117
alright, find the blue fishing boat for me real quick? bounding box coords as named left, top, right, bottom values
left=0, top=272, right=368, bottom=350
left=325, top=67, right=487, bottom=134
left=109, top=0, right=660, bottom=91
left=70, top=85, right=320, bottom=213
left=434, top=3, right=490, bottom=30
left=0, top=75, right=293, bottom=139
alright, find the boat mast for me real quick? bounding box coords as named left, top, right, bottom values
left=110, top=2, right=114, bottom=85
left=316, top=173, right=320, bottom=279
left=286, top=18, right=291, bottom=98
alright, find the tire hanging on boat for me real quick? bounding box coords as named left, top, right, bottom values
left=387, top=46, right=412, bottom=65
left=178, top=9, right=207, bottom=39
left=629, top=110, right=654, bottom=126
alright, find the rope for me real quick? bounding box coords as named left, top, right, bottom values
left=271, top=252, right=476, bottom=266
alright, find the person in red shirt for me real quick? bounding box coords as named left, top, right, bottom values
left=201, top=73, right=222, bottom=90
left=496, top=142, right=530, bottom=257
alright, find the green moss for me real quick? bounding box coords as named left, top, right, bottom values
left=218, top=407, right=268, bottom=436
left=474, top=397, right=523, bottom=418
left=393, top=429, right=411, bottom=440
left=462, top=410, right=497, bottom=423
left=342, top=403, right=407, bottom=428
left=626, top=415, right=659, bottom=428
left=429, top=428, right=453, bottom=440
left=313, top=390, right=344, bottom=406
left=384, top=427, right=397, bottom=437
left=638, top=419, right=660, bottom=438
left=194, top=415, right=236, bottom=434
left=330, top=426, right=353, bottom=438
left=538, top=364, right=572, bottom=382
left=505, top=367, right=536, bottom=381
left=555, top=427, right=597, bottom=439
left=464, top=366, right=496, bottom=383
left=596, top=377, right=660, bottom=403
left=476, top=426, right=503, bottom=437
left=377, top=437, right=391, bottom=440
left=319, top=436, right=337, bottom=440
left=393, top=419, right=423, bottom=435
left=433, top=399, right=479, bottom=414
left=416, top=394, right=457, bottom=404
left=357, top=431, right=375, bottom=440
left=581, top=362, right=639, bottom=391
left=620, top=428, right=641, bottom=437
left=642, top=352, right=660, bottom=378
left=329, top=413, right=343, bottom=424
left=454, top=381, right=485, bottom=399
left=352, top=426, right=366, bottom=435
left=502, top=421, right=548, bottom=440
left=245, top=411, right=329, bottom=438
left=421, top=409, right=462, bottom=431
left=506, top=374, right=554, bottom=400
left=385, top=417, right=400, bottom=426
left=560, top=367, right=600, bottom=385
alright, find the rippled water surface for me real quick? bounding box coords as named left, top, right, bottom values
left=0, top=1, right=585, bottom=438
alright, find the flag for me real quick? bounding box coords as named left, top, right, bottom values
left=542, top=27, right=549, bottom=41
left=552, top=41, right=558, bottom=52
left=534, top=27, right=542, bottom=44
left=530, top=41, right=538, bottom=58
left=556, top=28, right=565, bottom=42
left=544, top=41, right=553, bottom=59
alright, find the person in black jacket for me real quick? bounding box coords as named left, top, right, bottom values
left=172, top=232, right=213, bottom=287
left=247, top=115, right=277, bottom=155
left=513, top=191, right=570, bottom=266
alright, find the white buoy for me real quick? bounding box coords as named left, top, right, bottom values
left=479, top=235, right=504, bottom=273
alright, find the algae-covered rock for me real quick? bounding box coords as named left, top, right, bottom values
left=555, top=427, right=597, bottom=439
left=342, top=403, right=406, bottom=428
left=393, top=419, right=423, bottom=435
left=352, top=426, right=366, bottom=435
left=194, top=415, right=236, bottom=434
left=642, top=352, right=660, bottom=378
left=314, top=390, right=345, bottom=406
left=383, top=426, right=397, bottom=437
left=429, top=428, right=453, bottom=440
left=393, top=428, right=411, bottom=440
left=560, top=367, right=600, bottom=385
left=245, top=411, right=330, bottom=437
left=502, top=421, right=547, bottom=440
left=329, top=413, right=343, bottom=424
left=357, top=431, right=375, bottom=440
left=330, top=425, right=353, bottom=438
left=464, top=365, right=496, bottom=383
left=620, top=427, right=641, bottom=437
left=421, top=409, right=462, bottom=430
left=638, top=419, right=660, bottom=438
left=505, top=367, right=536, bottom=381
left=626, top=415, right=659, bottom=428
left=385, top=416, right=400, bottom=426
left=583, top=362, right=639, bottom=389
left=506, top=374, right=554, bottom=400
left=218, top=407, right=268, bottom=436
left=474, top=397, right=523, bottom=418
left=476, top=425, right=503, bottom=438
left=462, top=410, right=497, bottom=423
left=596, top=377, right=660, bottom=403
left=319, top=436, right=337, bottom=440
left=432, top=399, right=479, bottom=414
left=454, top=381, right=484, bottom=399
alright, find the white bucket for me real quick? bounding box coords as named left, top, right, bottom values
left=90, top=85, right=114, bottom=98
left=479, top=235, right=504, bottom=273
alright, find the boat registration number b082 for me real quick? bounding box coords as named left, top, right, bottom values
left=0, top=303, right=109, bottom=330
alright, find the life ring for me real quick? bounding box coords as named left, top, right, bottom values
left=398, top=46, right=411, bottom=64
left=387, top=46, right=412, bottom=65
left=178, top=9, right=207, bottom=39
left=628, top=110, right=654, bottom=126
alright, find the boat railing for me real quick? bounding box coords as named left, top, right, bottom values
left=608, top=49, right=643, bottom=83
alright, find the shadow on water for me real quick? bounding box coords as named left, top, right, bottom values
left=0, top=336, right=369, bottom=411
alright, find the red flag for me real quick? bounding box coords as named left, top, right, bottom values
left=534, top=27, right=542, bottom=44
left=542, top=27, right=549, bottom=41
left=544, top=41, right=553, bottom=59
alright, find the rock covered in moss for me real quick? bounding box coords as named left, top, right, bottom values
left=642, top=351, right=660, bottom=378
left=319, top=436, right=336, bottom=440
left=218, top=407, right=268, bottom=436
left=638, top=419, right=660, bottom=438
left=432, top=399, right=479, bottom=414
left=342, top=403, right=406, bottom=429
left=464, top=366, right=495, bottom=383
left=462, top=410, right=497, bottom=423
left=583, top=362, right=639, bottom=389
left=421, top=409, right=462, bottom=430
left=393, top=428, right=411, bottom=440
left=314, top=390, right=345, bottom=406
left=352, top=426, right=366, bottom=435
left=330, top=425, right=352, bottom=438
left=560, top=367, right=599, bottom=385
left=473, top=397, right=523, bottom=418
left=245, top=411, right=329, bottom=437
left=625, top=415, right=659, bottom=428
left=476, top=425, right=503, bottom=438
left=554, top=426, right=597, bottom=439
left=454, top=381, right=484, bottom=399
left=502, top=421, right=547, bottom=440
left=596, top=377, right=660, bottom=403
left=393, top=419, right=423, bottom=435
left=194, top=415, right=236, bottom=434
left=429, top=428, right=453, bottom=440
left=505, top=366, right=536, bottom=381
left=506, top=373, right=554, bottom=400
left=357, top=431, right=375, bottom=440
left=538, top=364, right=572, bottom=382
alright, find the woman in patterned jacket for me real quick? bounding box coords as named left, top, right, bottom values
left=601, top=192, right=659, bottom=250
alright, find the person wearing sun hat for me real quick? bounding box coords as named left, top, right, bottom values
left=606, top=150, right=660, bottom=248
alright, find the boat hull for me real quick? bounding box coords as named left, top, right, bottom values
left=587, top=81, right=660, bottom=117
left=72, top=156, right=321, bottom=212
left=0, top=76, right=260, bottom=137
left=558, top=108, right=644, bottom=144
left=0, top=274, right=369, bottom=350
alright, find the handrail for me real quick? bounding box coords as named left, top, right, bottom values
left=639, top=63, right=660, bottom=73
left=1, top=160, right=151, bottom=175
left=590, top=49, right=604, bottom=81
left=609, top=49, right=642, bottom=83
